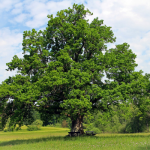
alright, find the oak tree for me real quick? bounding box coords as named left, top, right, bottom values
left=0, top=3, right=149, bottom=134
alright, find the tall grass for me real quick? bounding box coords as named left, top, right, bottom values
left=0, top=126, right=150, bottom=150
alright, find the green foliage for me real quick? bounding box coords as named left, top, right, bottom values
left=91, top=128, right=101, bottom=134
left=32, top=119, right=43, bottom=127
left=33, top=110, right=41, bottom=120
left=4, top=129, right=7, bottom=132
left=1, top=3, right=150, bottom=134
left=85, top=123, right=101, bottom=134
left=85, top=123, right=94, bottom=131
left=26, top=119, right=43, bottom=131
left=3, top=117, right=16, bottom=132
left=27, top=125, right=41, bottom=131
left=54, top=123, right=62, bottom=128
left=84, top=101, right=150, bottom=133
left=23, top=109, right=37, bottom=126
left=5, top=117, right=10, bottom=129
left=8, top=126, right=14, bottom=132
left=15, top=126, right=21, bottom=131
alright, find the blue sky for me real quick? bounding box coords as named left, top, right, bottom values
left=0, top=0, right=150, bottom=84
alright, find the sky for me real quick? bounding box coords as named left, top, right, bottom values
left=0, top=0, right=150, bottom=84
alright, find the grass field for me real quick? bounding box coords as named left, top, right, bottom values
left=0, top=126, right=150, bottom=150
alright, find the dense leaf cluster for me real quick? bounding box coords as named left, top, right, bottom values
left=84, top=100, right=150, bottom=133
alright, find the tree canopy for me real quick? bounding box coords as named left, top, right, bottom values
left=0, top=3, right=150, bottom=134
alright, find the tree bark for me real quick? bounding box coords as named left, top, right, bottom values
left=71, top=115, right=84, bottom=136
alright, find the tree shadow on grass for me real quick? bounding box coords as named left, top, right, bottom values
left=1, top=134, right=150, bottom=148
left=0, top=134, right=134, bottom=147
left=0, top=135, right=99, bottom=147
left=0, top=136, right=64, bottom=147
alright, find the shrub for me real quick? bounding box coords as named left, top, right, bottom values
left=54, top=123, right=62, bottom=127
left=9, top=126, right=14, bottom=132
left=91, top=127, right=101, bottom=134
left=4, top=126, right=14, bottom=132
left=15, top=127, right=21, bottom=131
left=27, top=125, right=41, bottom=131
left=4, top=129, right=7, bottom=132
left=82, top=123, right=88, bottom=129
left=5, top=118, right=10, bottom=129
left=32, top=120, right=43, bottom=127
left=86, top=123, right=94, bottom=131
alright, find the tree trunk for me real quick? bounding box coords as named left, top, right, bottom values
left=71, top=115, right=84, bottom=135
left=147, top=122, right=149, bottom=132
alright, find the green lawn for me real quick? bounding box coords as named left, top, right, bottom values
left=0, top=126, right=150, bottom=150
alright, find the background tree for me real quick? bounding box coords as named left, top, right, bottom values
left=0, top=113, right=2, bottom=130
left=0, top=3, right=149, bottom=135
left=23, top=109, right=41, bottom=126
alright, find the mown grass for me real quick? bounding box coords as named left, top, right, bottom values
left=0, top=126, right=150, bottom=150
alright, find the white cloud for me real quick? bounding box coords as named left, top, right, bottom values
left=24, top=0, right=73, bottom=28
left=0, top=0, right=20, bottom=12
left=0, top=27, right=23, bottom=83
left=13, top=13, right=29, bottom=23
left=0, top=27, right=22, bottom=57
left=0, top=0, right=150, bottom=84
left=11, top=2, right=23, bottom=15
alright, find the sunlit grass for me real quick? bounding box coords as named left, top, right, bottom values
left=0, top=126, right=69, bottom=142
left=0, top=126, right=150, bottom=150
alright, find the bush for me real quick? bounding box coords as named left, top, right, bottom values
left=91, top=127, right=101, bottom=134
left=32, top=120, right=43, bottom=127
left=86, top=123, right=94, bottom=131
left=4, top=126, right=14, bottom=132
left=9, top=126, right=14, bottom=132
left=4, top=129, right=7, bottom=132
left=27, top=125, right=41, bottom=131
left=54, top=123, right=62, bottom=127
left=27, top=120, right=43, bottom=131
left=83, top=123, right=88, bottom=129
left=15, top=127, right=21, bottom=131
